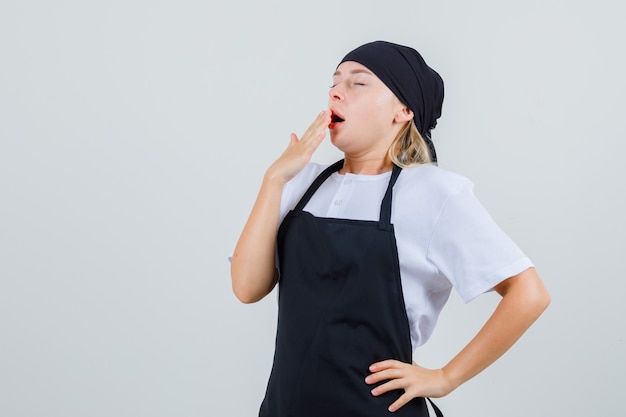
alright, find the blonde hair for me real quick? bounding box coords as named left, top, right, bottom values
left=388, top=119, right=433, bottom=168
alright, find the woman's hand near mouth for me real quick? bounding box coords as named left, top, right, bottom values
left=266, top=109, right=332, bottom=184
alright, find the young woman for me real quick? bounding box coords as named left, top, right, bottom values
left=230, top=41, right=550, bottom=417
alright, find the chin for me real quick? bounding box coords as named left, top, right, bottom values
left=329, top=136, right=348, bottom=153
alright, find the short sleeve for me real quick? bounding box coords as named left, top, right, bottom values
left=426, top=182, right=533, bottom=303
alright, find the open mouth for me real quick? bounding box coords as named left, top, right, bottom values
left=330, top=112, right=345, bottom=124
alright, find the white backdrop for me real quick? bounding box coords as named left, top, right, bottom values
left=1, top=1, right=624, bottom=416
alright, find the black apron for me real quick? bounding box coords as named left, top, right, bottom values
left=260, top=160, right=443, bottom=417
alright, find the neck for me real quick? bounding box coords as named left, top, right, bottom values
left=340, top=155, right=393, bottom=175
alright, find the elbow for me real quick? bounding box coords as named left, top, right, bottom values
left=524, top=278, right=551, bottom=320
left=497, top=268, right=551, bottom=318
left=230, top=267, right=275, bottom=304
left=232, top=283, right=264, bottom=304
left=230, top=262, right=257, bottom=304
left=231, top=274, right=259, bottom=304
left=530, top=270, right=551, bottom=315
left=535, top=286, right=551, bottom=315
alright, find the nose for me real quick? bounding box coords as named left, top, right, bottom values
left=328, top=83, right=344, bottom=101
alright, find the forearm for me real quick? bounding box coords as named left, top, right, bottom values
left=442, top=268, right=550, bottom=391
left=366, top=268, right=550, bottom=408
left=230, top=111, right=331, bottom=303
left=230, top=173, right=285, bottom=303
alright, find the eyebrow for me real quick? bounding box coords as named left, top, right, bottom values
left=332, top=69, right=374, bottom=77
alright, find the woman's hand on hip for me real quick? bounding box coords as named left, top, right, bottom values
left=365, top=360, right=453, bottom=412
left=266, top=110, right=331, bottom=184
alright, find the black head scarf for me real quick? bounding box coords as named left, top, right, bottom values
left=339, top=41, right=444, bottom=162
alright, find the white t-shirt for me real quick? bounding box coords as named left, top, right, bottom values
left=279, top=162, right=533, bottom=351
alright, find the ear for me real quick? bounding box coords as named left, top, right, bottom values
left=394, top=106, right=414, bottom=124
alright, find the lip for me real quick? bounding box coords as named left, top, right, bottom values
left=328, top=109, right=345, bottom=129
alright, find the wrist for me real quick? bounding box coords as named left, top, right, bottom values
left=440, top=366, right=462, bottom=394
left=263, top=169, right=288, bottom=188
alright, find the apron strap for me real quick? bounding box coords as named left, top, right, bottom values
left=293, top=159, right=344, bottom=213
left=426, top=397, right=444, bottom=417
left=292, top=159, right=402, bottom=231
left=378, top=164, right=402, bottom=230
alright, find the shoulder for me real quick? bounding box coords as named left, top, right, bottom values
left=285, top=162, right=330, bottom=192
left=396, top=164, right=474, bottom=201
left=300, top=161, right=329, bottom=179
left=281, top=161, right=336, bottom=214
left=391, top=164, right=478, bottom=233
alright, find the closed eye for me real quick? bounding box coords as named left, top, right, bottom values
left=329, top=81, right=366, bottom=88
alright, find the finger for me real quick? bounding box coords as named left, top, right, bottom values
left=388, top=392, right=413, bottom=413
left=300, top=110, right=330, bottom=142
left=299, top=127, right=327, bottom=156
left=311, top=109, right=331, bottom=130
left=298, top=131, right=326, bottom=157
left=365, top=368, right=404, bottom=385
left=370, top=378, right=405, bottom=396
left=300, top=111, right=326, bottom=138
left=369, top=359, right=404, bottom=372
